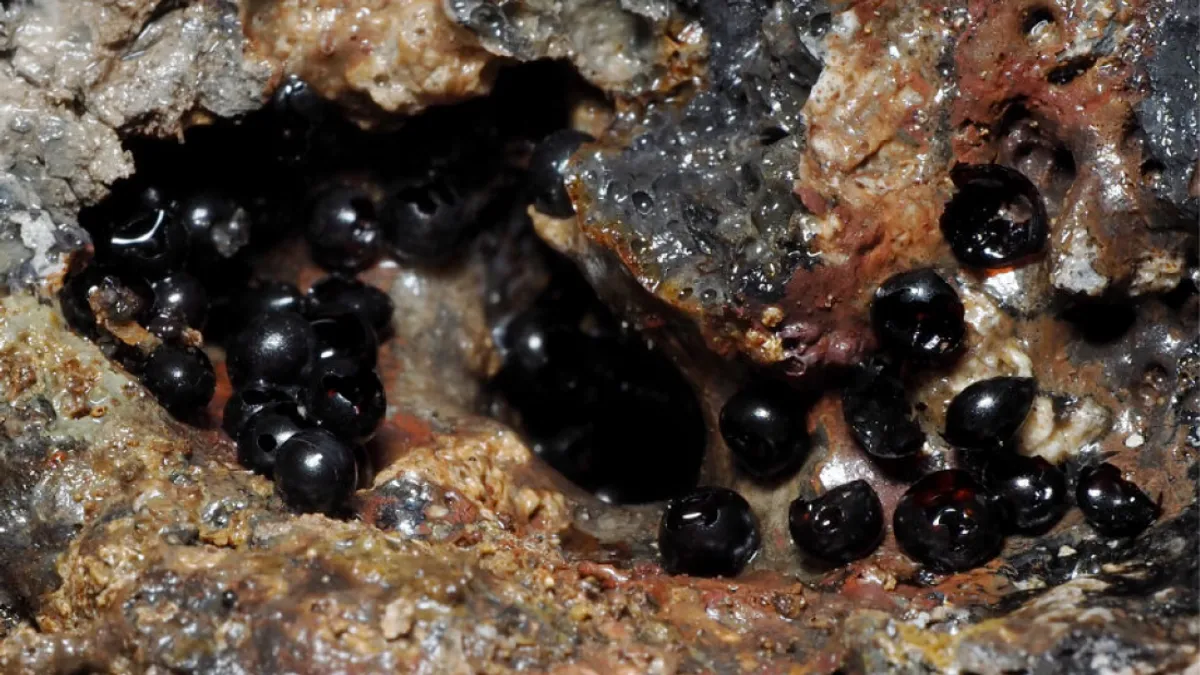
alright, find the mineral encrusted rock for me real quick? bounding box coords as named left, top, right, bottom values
left=0, top=0, right=1196, bottom=673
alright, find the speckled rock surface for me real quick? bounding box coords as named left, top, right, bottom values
left=0, top=0, right=1195, bottom=673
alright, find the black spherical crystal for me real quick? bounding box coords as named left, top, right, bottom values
left=237, top=409, right=304, bottom=475
left=659, top=487, right=760, bottom=578
left=274, top=428, right=358, bottom=514
left=941, top=164, right=1049, bottom=269
left=719, top=383, right=809, bottom=480
left=944, top=377, right=1037, bottom=450
left=226, top=311, right=314, bottom=387
left=103, top=208, right=189, bottom=275
left=893, top=470, right=1005, bottom=572
left=1076, top=463, right=1160, bottom=538
left=872, top=269, right=965, bottom=362
left=983, top=454, right=1067, bottom=533
left=222, top=381, right=304, bottom=437
left=151, top=273, right=209, bottom=329
left=305, top=357, right=386, bottom=442
left=307, top=276, right=394, bottom=335
left=142, top=345, right=216, bottom=415
left=789, top=480, right=884, bottom=564
left=307, top=186, right=384, bottom=272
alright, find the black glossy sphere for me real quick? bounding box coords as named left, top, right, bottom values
left=240, top=281, right=310, bottom=318
left=944, top=377, right=1037, bottom=450
left=226, top=311, right=315, bottom=387
left=788, top=480, right=884, bottom=564
left=659, top=487, right=760, bottom=578
left=144, top=312, right=187, bottom=344
left=305, top=357, right=386, bottom=441
left=179, top=193, right=251, bottom=261
left=893, top=470, right=1005, bottom=572
left=309, top=311, right=378, bottom=367
left=269, top=75, right=326, bottom=162
left=151, top=273, right=209, bottom=329
left=274, top=428, right=358, bottom=514
left=142, top=345, right=216, bottom=415
left=271, top=75, right=324, bottom=126
left=842, top=359, right=925, bottom=459
left=872, top=269, right=965, bottom=362
left=103, top=208, right=189, bottom=275
left=497, top=311, right=706, bottom=504
left=1076, top=463, right=1160, bottom=538
left=222, top=381, right=304, bottom=437
left=941, top=164, right=1049, bottom=269
left=59, top=268, right=106, bottom=334
left=380, top=180, right=469, bottom=264
left=60, top=268, right=149, bottom=334
left=530, top=130, right=593, bottom=217
left=307, top=276, right=393, bottom=335
left=983, top=455, right=1067, bottom=533
left=236, top=410, right=304, bottom=475
left=719, top=383, right=809, bottom=480
left=307, top=186, right=384, bottom=272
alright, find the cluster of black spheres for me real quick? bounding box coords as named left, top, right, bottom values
left=222, top=275, right=393, bottom=514
left=657, top=163, right=1159, bottom=578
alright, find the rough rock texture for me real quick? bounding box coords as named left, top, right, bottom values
left=0, top=0, right=1196, bottom=674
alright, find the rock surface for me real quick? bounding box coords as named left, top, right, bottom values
left=0, top=0, right=1195, bottom=673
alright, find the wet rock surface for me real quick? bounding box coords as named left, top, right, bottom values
left=0, top=0, right=1195, bottom=674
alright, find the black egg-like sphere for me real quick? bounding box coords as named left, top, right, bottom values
left=240, top=281, right=310, bottom=318
left=307, top=186, right=384, bottom=272
left=144, top=312, right=188, bottom=344
left=530, top=129, right=593, bottom=217
left=222, top=381, right=304, bottom=437
left=307, top=276, right=394, bottom=335
left=380, top=180, right=468, bottom=264
left=179, top=192, right=251, bottom=261
left=842, top=359, right=925, bottom=459
left=59, top=268, right=106, bottom=334
left=1076, top=463, right=1160, bottom=538
left=788, top=480, right=883, bottom=564
left=236, top=409, right=304, bottom=475
left=309, top=311, right=378, bottom=367
left=983, top=454, right=1067, bottom=533
left=872, top=269, right=965, bottom=362
left=103, top=208, right=189, bottom=275
left=944, top=377, right=1037, bottom=450
left=941, top=164, right=1049, bottom=269
left=60, top=268, right=149, bottom=334
left=142, top=345, right=216, bottom=415
left=719, top=383, right=809, bottom=480
left=659, top=487, right=760, bottom=578
left=226, top=311, right=315, bottom=388
left=151, top=273, right=209, bottom=329
left=893, top=470, right=1005, bottom=572
left=274, top=428, right=358, bottom=514
left=271, top=75, right=324, bottom=125
left=305, top=357, right=386, bottom=442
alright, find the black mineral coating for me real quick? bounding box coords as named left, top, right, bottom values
left=1135, top=0, right=1199, bottom=226
left=572, top=0, right=824, bottom=304
left=842, top=359, right=925, bottom=459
